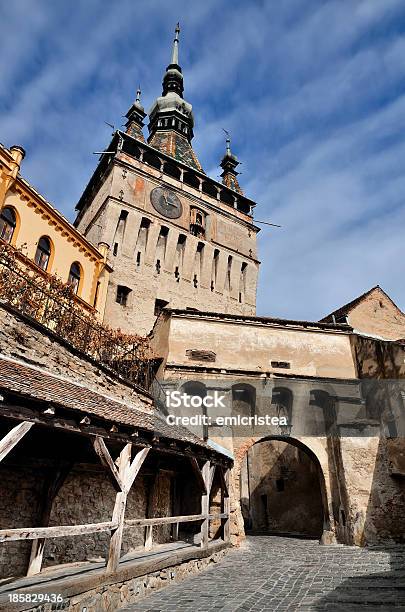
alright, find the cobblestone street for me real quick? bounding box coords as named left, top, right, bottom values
left=122, top=535, right=405, bottom=611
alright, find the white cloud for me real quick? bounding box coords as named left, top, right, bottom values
left=1, top=0, right=404, bottom=320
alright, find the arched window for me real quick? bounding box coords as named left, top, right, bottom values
left=68, top=262, right=81, bottom=294
left=181, top=381, right=208, bottom=440
left=34, top=236, right=51, bottom=271
left=271, top=387, right=293, bottom=432
left=232, top=384, right=256, bottom=418
left=0, top=207, right=17, bottom=243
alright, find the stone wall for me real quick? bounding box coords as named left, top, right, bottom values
left=2, top=545, right=229, bottom=612
left=0, top=461, right=175, bottom=579
left=0, top=465, right=43, bottom=578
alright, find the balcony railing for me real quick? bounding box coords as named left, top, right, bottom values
left=0, top=242, right=153, bottom=389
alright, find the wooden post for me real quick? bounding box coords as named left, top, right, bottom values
left=104, top=443, right=150, bottom=573
left=144, top=525, right=153, bottom=550
left=0, top=421, right=33, bottom=463
left=107, top=491, right=127, bottom=572
left=171, top=477, right=180, bottom=542
left=200, top=461, right=210, bottom=549
left=172, top=522, right=179, bottom=541
left=27, top=463, right=72, bottom=576
left=223, top=468, right=230, bottom=543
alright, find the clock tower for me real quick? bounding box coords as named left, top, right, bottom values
left=74, top=25, right=260, bottom=335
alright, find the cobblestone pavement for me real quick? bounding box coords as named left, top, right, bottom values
left=122, top=535, right=405, bottom=611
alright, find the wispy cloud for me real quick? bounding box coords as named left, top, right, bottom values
left=1, top=0, right=404, bottom=319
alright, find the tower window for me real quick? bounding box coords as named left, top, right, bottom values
left=113, top=242, right=118, bottom=256
left=174, top=266, right=180, bottom=281
left=190, top=208, right=205, bottom=238
left=136, top=251, right=141, bottom=266
left=116, top=285, right=131, bottom=306
left=0, top=206, right=17, bottom=243
left=68, top=262, right=81, bottom=295
left=193, top=274, right=198, bottom=288
left=156, top=259, right=161, bottom=274
left=35, top=236, right=52, bottom=271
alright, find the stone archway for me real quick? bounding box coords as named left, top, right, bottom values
left=232, top=436, right=333, bottom=543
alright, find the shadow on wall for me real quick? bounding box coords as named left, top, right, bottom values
left=314, top=424, right=405, bottom=607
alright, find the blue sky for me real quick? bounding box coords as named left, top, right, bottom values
left=1, top=0, right=405, bottom=320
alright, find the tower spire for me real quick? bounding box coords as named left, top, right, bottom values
left=171, top=22, right=180, bottom=65
left=125, top=85, right=146, bottom=142
left=146, top=24, right=204, bottom=172
left=161, top=22, right=184, bottom=97
left=220, top=132, right=243, bottom=194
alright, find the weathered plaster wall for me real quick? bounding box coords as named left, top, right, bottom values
left=161, top=314, right=356, bottom=379
left=337, top=435, right=405, bottom=545
left=347, top=289, right=405, bottom=341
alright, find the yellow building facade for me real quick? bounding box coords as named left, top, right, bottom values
left=0, top=143, right=110, bottom=318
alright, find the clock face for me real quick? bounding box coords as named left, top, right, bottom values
left=150, top=187, right=183, bottom=219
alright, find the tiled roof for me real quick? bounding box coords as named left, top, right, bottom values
left=0, top=356, right=211, bottom=451
left=148, top=131, right=204, bottom=172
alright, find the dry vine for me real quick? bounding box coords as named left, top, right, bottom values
left=0, top=242, right=154, bottom=388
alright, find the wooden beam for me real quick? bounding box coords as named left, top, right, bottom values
left=223, top=468, right=230, bottom=543
left=188, top=456, right=207, bottom=494
left=208, top=464, right=216, bottom=495
left=0, top=421, right=33, bottom=463
left=200, top=461, right=210, bottom=549
left=107, top=492, right=126, bottom=573
left=106, top=442, right=149, bottom=573
left=126, top=514, right=203, bottom=527
left=126, top=447, right=150, bottom=490
left=125, top=513, right=225, bottom=527
left=172, top=522, right=179, bottom=541
left=0, top=521, right=116, bottom=542
left=144, top=525, right=153, bottom=551
left=144, top=471, right=158, bottom=551
left=93, top=437, right=125, bottom=492
left=27, top=464, right=72, bottom=577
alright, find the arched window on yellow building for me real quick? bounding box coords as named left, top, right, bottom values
left=68, top=261, right=82, bottom=295
left=35, top=236, right=52, bottom=271
left=0, top=207, right=17, bottom=244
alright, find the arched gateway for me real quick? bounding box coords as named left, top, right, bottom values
left=237, top=436, right=331, bottom=540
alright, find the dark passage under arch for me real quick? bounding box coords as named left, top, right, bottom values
left=240, top=437, right=327, bottom=538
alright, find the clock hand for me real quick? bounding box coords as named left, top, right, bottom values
left=164, top=192, right=177, bottom=207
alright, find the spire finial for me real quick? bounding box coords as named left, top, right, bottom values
left=171, top=22, right=180, bottom=65
left=223, top=128, right=231, bottom=155
left=135, top=86, right=141, bottom=104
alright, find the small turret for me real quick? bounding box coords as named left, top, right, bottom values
left=125, top=87, right=146, bottom=142
left=220, top=134, right=243, bottom=194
